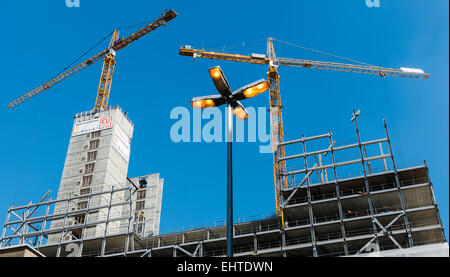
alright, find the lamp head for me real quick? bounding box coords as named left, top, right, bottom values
left=190, top=94, right=226, bottom=109
left=231, top=79, right=269, bottom=101
left=208, top=66, right=231, bottom=97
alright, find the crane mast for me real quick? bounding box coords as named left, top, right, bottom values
left=267, top=38, right=287, bottom=220
left=94, top=30, right=119, bottom=111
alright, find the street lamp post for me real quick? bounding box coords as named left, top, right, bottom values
left=226, top=103, right=233, bottom=257
left=190, top=66, right=269, bottom=257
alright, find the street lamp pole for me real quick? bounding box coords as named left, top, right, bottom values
left=226, top=103, right=233, bottom=257
left=190, top=66, right=269, bottom=258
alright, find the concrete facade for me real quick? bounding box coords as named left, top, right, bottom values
left=0, top=106, right=165, bottom=255
left=127, top=173, right=164, bottom=237
left=0, top=244, right=45, bottom=257
left=48, top=106, right=134, bottom=243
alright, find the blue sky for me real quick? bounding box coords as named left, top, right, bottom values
left=0, top=0, right=448, bottom=241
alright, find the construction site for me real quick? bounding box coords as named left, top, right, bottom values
left=0, top=6, right=448, bottom=258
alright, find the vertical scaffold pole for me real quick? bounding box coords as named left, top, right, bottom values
left=328, top=130, right=349, bottom=255
left=383, top=119, right=414, bottom=248
left=352, top=111, right=379, bottom=249
left=301, top=134, right=317, bottom=257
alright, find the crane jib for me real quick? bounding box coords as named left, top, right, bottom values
left=8, top=9, right=178, bottom=109
left=178, top=48, right=430, bottom=80
left=113, top=10, right=178, bottom=51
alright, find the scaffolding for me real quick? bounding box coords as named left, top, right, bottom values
left=0, top=185, right=148, bottom=257
left=275, top=113, right=446, bottom=256
left=0, top=115, right=447, bottom=257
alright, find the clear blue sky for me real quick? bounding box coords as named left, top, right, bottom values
left=0, top=0, right=448, bottom=241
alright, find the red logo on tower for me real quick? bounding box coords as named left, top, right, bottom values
left=99, top=116, right=113, bottom=130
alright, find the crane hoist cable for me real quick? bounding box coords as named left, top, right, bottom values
left=49, top=17, right=169, bottom=93
left=50, top=31, right=115, bottom=81
left=206, top=38, right=267, bottom=52
left=273, top=38, right=377, bottom=67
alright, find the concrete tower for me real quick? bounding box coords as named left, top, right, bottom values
left=48, top=106, right=134, bottom=243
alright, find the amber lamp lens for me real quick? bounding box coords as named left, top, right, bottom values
left=243, top=81, right=269, bottom=98
left=209, top=68, right=221, bottom=79
left=232, top=107, right=248, bottom=120
left=191, top=99, right=216, bottom=109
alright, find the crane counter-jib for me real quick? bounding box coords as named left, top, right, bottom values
left=179, top=47, right=268, bottom=65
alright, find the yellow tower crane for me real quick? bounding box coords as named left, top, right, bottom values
left=8, top=9, right=178, bottom=111
left=179, top=38, right=429, bottom=226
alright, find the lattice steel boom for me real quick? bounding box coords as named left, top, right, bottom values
left=8, top=9, right=178, bottom=111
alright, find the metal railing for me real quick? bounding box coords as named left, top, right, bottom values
left=159, top=212, right=277, bottom=236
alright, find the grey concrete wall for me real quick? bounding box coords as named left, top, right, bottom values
left=126, top=173, right=164, bottom=237
left=48, top=107, right=134, bottom=244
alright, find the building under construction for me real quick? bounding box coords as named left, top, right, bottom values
left=0, top=8, right=447, bottom=258
left=0, top=108, right=447, bottom=257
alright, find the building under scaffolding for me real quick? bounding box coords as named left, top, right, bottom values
left=0, top=114, right=447, bottom=257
